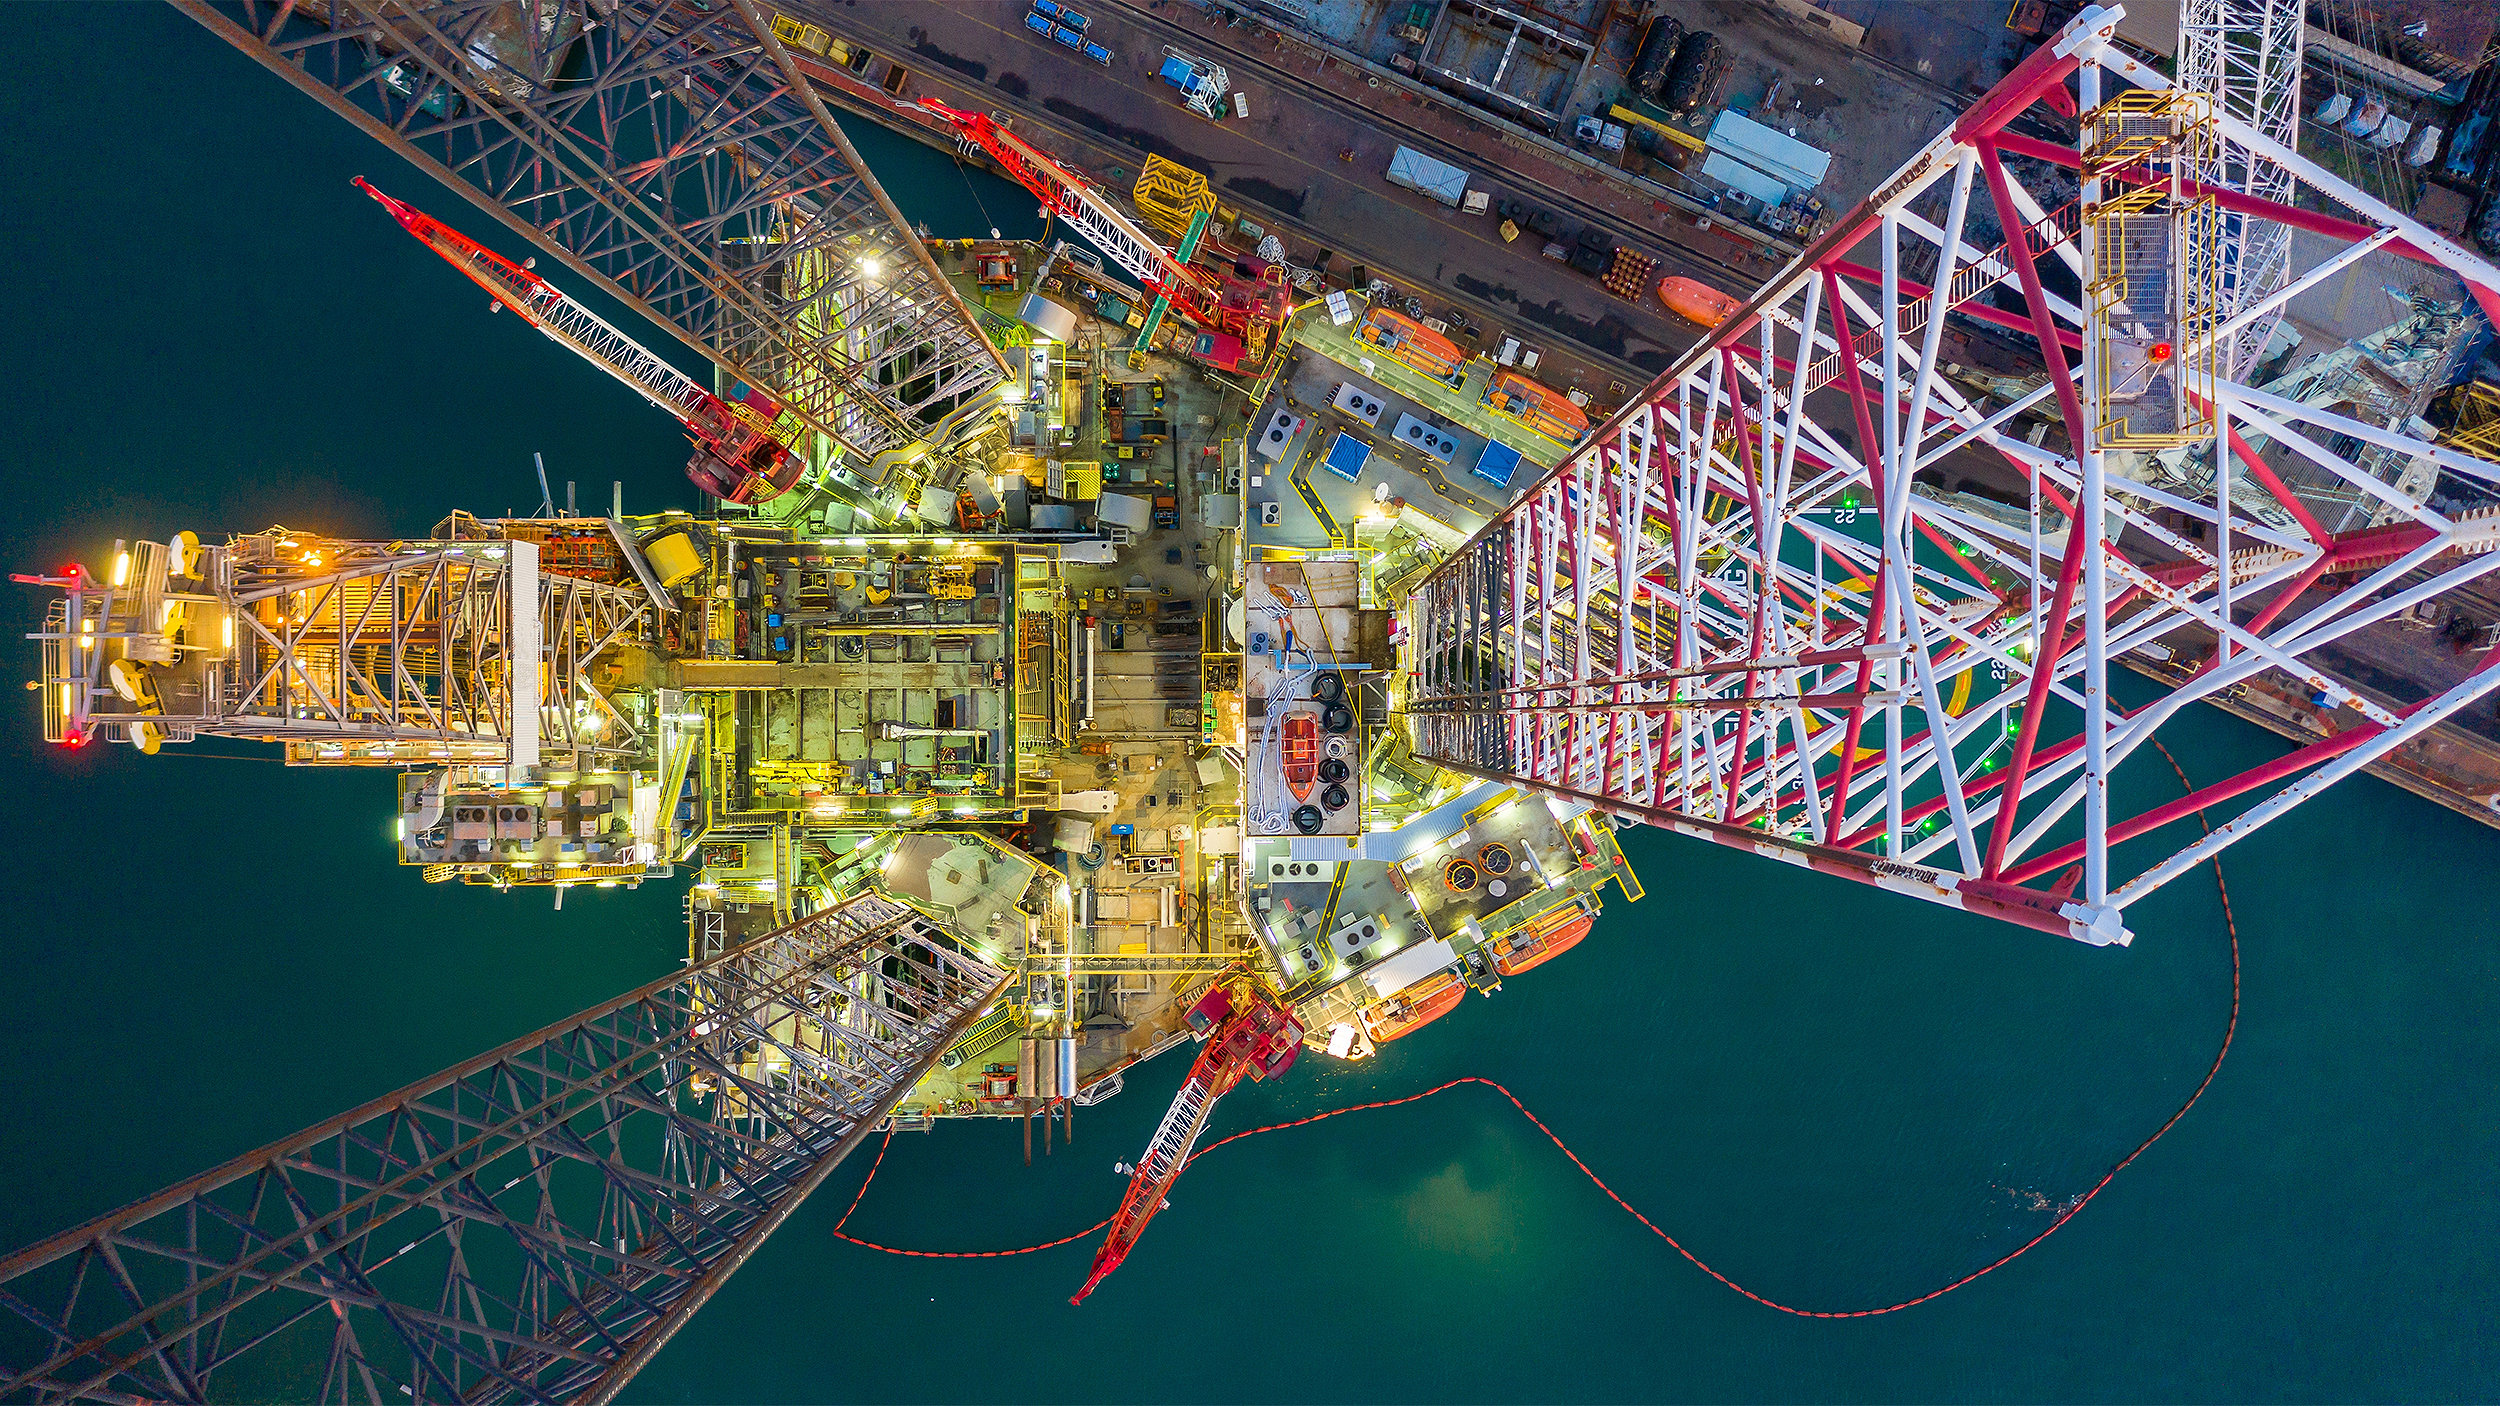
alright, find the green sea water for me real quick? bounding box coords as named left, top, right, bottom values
left=3, top=7, right=2495, bottom=1399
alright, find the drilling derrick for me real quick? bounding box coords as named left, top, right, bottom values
left=1070, top=981, right=1302, bottom=1304
left=358, top=178, right=807, bottom=505
left=1403, top=4, right=2500, bottom=948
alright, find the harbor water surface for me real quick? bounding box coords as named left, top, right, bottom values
left=2, top=7, right=2494, bottom=1400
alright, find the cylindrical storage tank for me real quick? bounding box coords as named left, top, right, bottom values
left=1629, top=16, right=1685, bottom=97
left=642, top=530, right=706, bottom=588
left=1662, top=32, right=1722, bottom=113
left=1017, top=1037, right=1039, bottom=1100
left=1055, top=1038, right=1079, bottom=1103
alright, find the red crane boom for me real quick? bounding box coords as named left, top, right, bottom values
left=1070, top=981, right=1302, bottom=1304
left=354, top=178, right=807, bottom=505
left=914, top=100, right=1223, bottom=329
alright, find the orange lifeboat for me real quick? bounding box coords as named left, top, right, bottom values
left=1361, top=972, right=1464, bottom=1043
left=1491, top=906, right=1594, bottom=976
left=1658, top=275, right=1743, bottom=328
left=1281, top=711, right=1319, bottom=801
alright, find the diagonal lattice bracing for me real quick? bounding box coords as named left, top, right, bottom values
left=1407, top=5, right=2500, bottom=946
left=0, top=894, right=1007, bottom=1404
left=175, top=0, right=1005, bottom=470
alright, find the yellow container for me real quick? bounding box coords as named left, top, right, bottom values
left=643, top=531, right=705, bottom=588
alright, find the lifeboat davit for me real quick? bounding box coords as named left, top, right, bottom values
left=1362, top=972, right=1464, bottom=1043
left=1658, top=275, right=1743, bottom=328
left=1281, top=711, right=1319, bottom=801
left=1492, top=908, right=1595, bottom=976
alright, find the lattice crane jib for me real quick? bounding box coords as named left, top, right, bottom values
left=356, top=177, right=810, bottom=506
left=1069, top=982, right=1300, bottom=1304
left=177, top=0, right=1007, bottom=476
left=917, top=100, right=1224, bottom=328
left=0, top=895, right=1009, bottom=1404
left=1403, top=5, right=2500, bottom=948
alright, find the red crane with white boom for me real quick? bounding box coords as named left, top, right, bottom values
left=354, top=178, right=808, bottom=506
left=914, top=100, right=1224, bottom=330
left=1070, top=979, right=1302, bottom=1304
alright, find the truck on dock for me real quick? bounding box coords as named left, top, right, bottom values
left=1385, top=145, right=1471, bottom=209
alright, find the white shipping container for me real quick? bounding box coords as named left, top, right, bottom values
left=1385, top=144, right=1470, bottom=208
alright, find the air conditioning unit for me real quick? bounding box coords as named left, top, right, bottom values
left=1265, top=859, right=1341, bottom=884
left=1327, top=915, right=1385, bottom=960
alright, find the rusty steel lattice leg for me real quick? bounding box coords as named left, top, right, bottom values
left=0, top=895, right=1007, bottom=1404
left=1405, top=6, right=2500, bottom=947
left=174, top=0, right=1005, bottom=468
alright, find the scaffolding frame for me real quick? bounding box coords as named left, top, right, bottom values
left=25, top=529, right=653, bottom=767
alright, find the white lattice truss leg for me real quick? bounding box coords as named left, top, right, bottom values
left=1405, top=5, right=2500, bottom=946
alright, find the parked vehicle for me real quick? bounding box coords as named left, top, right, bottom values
left=1084, top=40, right=1114, bottom=64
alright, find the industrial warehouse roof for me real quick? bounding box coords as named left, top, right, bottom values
left=1702, top=151, right=1791, bottom=207
left=1706, top=109, right=1832, bottom=193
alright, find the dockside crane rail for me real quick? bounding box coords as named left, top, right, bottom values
left=916, top=99, right=1223, bottom=329
left=1070, top=981, right=1301, bottom=1304
left=356, top=178, right=809, bottom=506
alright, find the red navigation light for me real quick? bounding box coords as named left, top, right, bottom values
left=63, top=733, right=86, bottom=749
left=2149, top=341, right=2175, bottom=363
